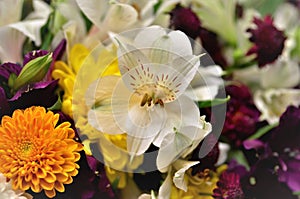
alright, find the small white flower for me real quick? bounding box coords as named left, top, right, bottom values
left=0, top=173, right=32, bottom=199
left=76, top=0, right=158, bottom=40
left=254, top=89, right=300, bottom=124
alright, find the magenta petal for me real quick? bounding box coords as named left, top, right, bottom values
left=0, top=87, right=9, bottom=117
left=243, top=139, right=265, bottom=150
left=278, top=159, right=300, bottom=192
left=52, top=39, right=66, bottom=62
left=8, top=80, right=58, bottom=110
left=23, top=50, right=49, bottom=66
left=0, top=62, right=21, bottom=80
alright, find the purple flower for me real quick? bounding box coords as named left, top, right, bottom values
left=8, top=80, right=58, bottom=111
left=169, top=5, right=201, bottom=39
left=213, top=171, right=244, bottom=199
left=222, top=84, right=260, bottom=148
left=0, top=62, right=21, bottom=80
left=246, top=15, right=286, bottom=67
left=242, top=106, right=300, bottom=196
left=198, top=28, right=228, bottom=67
left=241, top=158, right=298, bottom=199
left=268, top=106, right=300, bottom=192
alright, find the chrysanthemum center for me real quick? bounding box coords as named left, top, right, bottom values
left=17, top=140, right=36, bottom=159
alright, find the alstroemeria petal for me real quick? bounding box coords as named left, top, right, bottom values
left=157, top=170, right=172, bottom=199
left=185, top=85, right=219, bottom=101
left=76, top=0, right=109, bottom=29
left=169, top=55, right=200, bottom=97
left=254, top=89, right=300, bottom=124
left=186, top=65, right=224, bottom=101
left=261, top=58, right=300, bottom=89
left=102, top=3, right=138, bottom=33
left=0, top=27, right=26, bottom=63
left=168, top=30, right=193, bottom=57
left=126, top=134, right=155, bottom=156
left=9, top=0, right=51, bottom=46
left=172, top=160, right=199, bottom=191
left=157, top=126, right=204, bottom=172
left=133, top=26, right=166, bottom=49
left=113, top=82, right=166, bottom=136
left=86, top=76, right=124, bottom=134
left=0, top=0, right=22, bottom=26
left=153, top=95, right=200, bottom=147
left=117, top=41, right=150, bottom=75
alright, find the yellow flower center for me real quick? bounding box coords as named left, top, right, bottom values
left=136, top=83, right=176, bottom=108
left=18, top=140, right=36, bottom=159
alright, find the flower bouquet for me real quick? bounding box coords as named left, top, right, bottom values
left=0, top=0, right=300, bottom=199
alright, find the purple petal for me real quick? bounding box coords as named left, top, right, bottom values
left=45, top=39, right=67, bottom=81
left=0, top=87, right=9, bottom=117
left=23, top=50, right=49, bottom=66
left=8, top=80, right=58, bottom=110
left=0, top=62, right=21, bottom=80
left=243, top=139, right=265, bottom=150
left=86, top=155, right=99, bottom=172
left=278, top=159, right=300, bottom=192
left=53, top=39, right=66, bottom=62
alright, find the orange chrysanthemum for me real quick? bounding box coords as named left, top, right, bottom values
left=0, top=106, right=83, bottom=198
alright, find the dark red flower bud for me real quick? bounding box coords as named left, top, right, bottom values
left=169, top=4, right=201, bottom=39
left=246, top=15, right=286, bottom=67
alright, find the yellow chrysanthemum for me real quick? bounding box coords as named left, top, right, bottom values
left=52, top=43, right=120, bottom=117
left=52, top=43, right=142, bottom=188
left=171, top=165, right=227, bottom=199
left=0, top=106, right=83, bottom=198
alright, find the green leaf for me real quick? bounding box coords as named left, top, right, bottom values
left=291, top=27, right=300, bottom=58
left=247, top=122, right=279, bottom=140
left=198, top=96, right=230, bottom=108
left=228, top=150, right=250, bottom=170
left=47, top=94, right=62, bottom=111
left=154, top=0, right=163, bottom=13
left=293, top=191, right=300, bottom=195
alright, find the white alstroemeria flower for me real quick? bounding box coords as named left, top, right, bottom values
left=185, top=65, right=224, bottom=101
left=234, top=57, right=300, bottom=90
left=0, top=0, right=51, bottom=62
left=138, top=159, right=199, bottom=199
left=76, top=0, right=158, bottom=40
left=0, top=173, right=32, bottom=199
left=274, top=3, right=300, bottom=32
left=254, top=89, right=300, bottom=124
left=87, top=26, right=202, bottom=156
left=233, top=57, right=300, bottom=124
